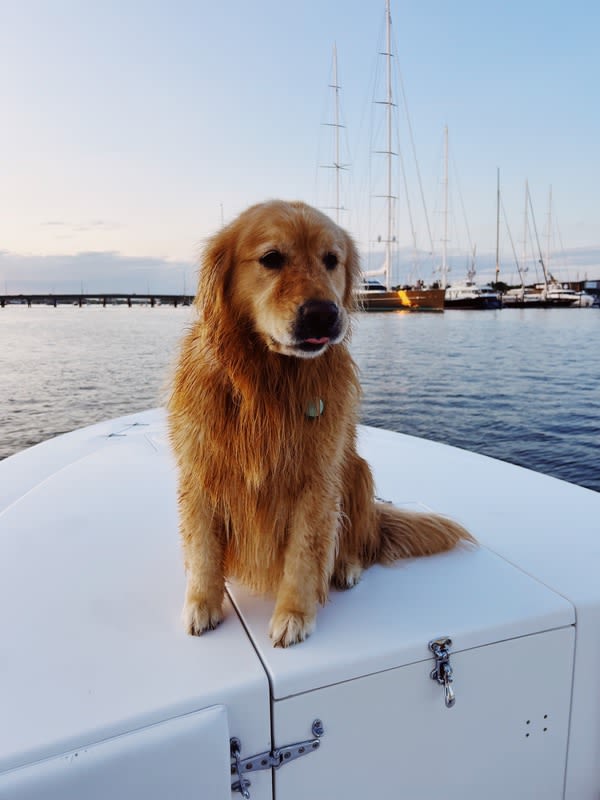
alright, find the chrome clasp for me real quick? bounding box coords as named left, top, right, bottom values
left=429, top=636, right=456, bottom=708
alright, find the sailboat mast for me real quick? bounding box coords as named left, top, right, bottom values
left=332, top=44, right=341, bottom=225
left=521, top=180, right=529, bottom=289
left=527, top=182, right=549, bottom=290
left=321, top=45, right=347, bottom=224
left=495, top=167, right=500, bottom=285
left=546, top=185, right=553, bottom=280
left=384, top=0, right=393, bottom=289
left=442, top=125, right=449, bottom=288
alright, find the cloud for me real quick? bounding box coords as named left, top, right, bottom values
left=40, top=219, right=123, bottom=233
left=0, top=250, right=196, bottom=295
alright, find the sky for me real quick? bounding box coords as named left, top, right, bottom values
left=1, top=0, right=599, bottom=293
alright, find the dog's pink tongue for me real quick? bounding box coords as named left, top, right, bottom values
left=304, top=337, right=330, bottom=345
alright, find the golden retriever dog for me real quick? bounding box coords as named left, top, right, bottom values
left=168, top=200, right=473, bottom=647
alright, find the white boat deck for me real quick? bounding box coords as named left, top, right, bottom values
left=1, top=409, right=599, bottom=798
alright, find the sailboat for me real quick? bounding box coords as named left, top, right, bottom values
left=318, top=44, right=416, bottom=311
left=502, top=179, right=544, bottom=307
left=357, top=0, right=444, bottom=312
left=501, top=183, right=592, bottom=306
left=439, top=130, right=501, bottom=310
left=538, top=187, right=594, bottom=307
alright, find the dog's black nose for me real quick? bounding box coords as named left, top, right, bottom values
left=297, top=300, right=340, bottom=339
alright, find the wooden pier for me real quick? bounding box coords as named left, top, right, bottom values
left=0, top=294, right=196, bottom=308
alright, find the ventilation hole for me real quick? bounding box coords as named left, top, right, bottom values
left=526, top=720, right=531, bottom=725
left=525, top=733, right=530, bottom=738
left=543, top=727, right=548, bottom=732
left=544, top=714, right=548, bottom=719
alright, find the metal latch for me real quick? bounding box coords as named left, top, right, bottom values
left=231, top=719, right=324, bottom=798
left=429, top=637, right=456, bottom=708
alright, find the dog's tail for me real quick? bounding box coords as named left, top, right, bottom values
left=372, top=501, right=475, bottom=564
left=339, top=453, right=475, bottom=571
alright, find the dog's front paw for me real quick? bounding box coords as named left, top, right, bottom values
left=182, top=596, right=224, bottom=636
left=269, top=608, right=316, bottom=648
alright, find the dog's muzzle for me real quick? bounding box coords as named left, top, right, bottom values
left=294, top=299, right=342, bottom=353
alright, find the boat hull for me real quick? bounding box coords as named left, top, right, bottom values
left=444, top=296, right=502, bottom=310
left=544, top=297, right=589, bottom=308
left=502, top=294, right=543, bottom=307
left=357, top=288, right=444, bottom=312
left=397, top=287, right=445, bottom=311
left=502, top=294, right=592, bottom=308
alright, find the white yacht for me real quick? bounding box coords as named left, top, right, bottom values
left=444, top=280, right=502, bottom=309
left=542, top=282, right=595, bottom=307
left=501, top=287, right=543, bottom=306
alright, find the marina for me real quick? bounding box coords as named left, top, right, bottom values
left=2, top=280, right=596, bottom=311
left=318, top=8, right=598, bottom=312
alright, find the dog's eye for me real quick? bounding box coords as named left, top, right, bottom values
left=323, top=252, right=338, bottom=270
left=259, top=250, right=285, bottom=270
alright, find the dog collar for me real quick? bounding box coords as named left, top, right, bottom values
left=305, top=398, right=325, bottom=419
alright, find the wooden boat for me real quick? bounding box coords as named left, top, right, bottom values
left=357, top=280, right=444, bottom=312
left=1, top=408, right=599, bottom=798
left=397, top=285, right=445, bottom=311
left=357, top=3, right=443, bottom=314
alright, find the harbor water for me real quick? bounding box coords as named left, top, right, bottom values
left=1, top=304, right=598, bottom=492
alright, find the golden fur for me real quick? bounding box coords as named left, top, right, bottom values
left=168, top=200, right=473, bottom=647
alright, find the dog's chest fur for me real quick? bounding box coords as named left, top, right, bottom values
left=197, top=346, right=359, bottom=591
left=220, top=348, right=357, bottom=491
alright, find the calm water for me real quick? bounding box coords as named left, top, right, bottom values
left=1, top=305, right=599, bottom=492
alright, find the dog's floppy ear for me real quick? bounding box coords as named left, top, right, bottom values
left=194, top=224, right=236, bottom=329
left=342, top=230, right=362, bottom=311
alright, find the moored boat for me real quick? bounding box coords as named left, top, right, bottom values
left=437, top=129, right=498, bottom=310
left=356, top=279, right=405, bottom=311
left=444, top=280, right=502, bottom=309
left=501, top=287, right=544, bottom=306
left=542, top=281, right=595, bottom=307
left=524, top=187, right=595, bottom=308
left=503, top=283, right=596, bottom=308
left=357, top=2, right=443, bottom=314
left=356, top=280, right=444, bottom=312
left=397, top=284, right=445, bottom=311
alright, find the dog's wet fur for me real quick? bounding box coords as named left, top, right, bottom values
left=168, top=200, right=474, bottom=647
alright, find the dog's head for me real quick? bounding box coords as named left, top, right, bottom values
left=196, top=200, right=361, bottom=359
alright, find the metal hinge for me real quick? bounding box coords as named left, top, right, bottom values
left=230, top=719, right=324, bottom=798
left=429, top=636, right=456, bottom=708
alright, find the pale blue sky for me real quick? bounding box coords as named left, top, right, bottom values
left=1, top=0, right=599, bottom=291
